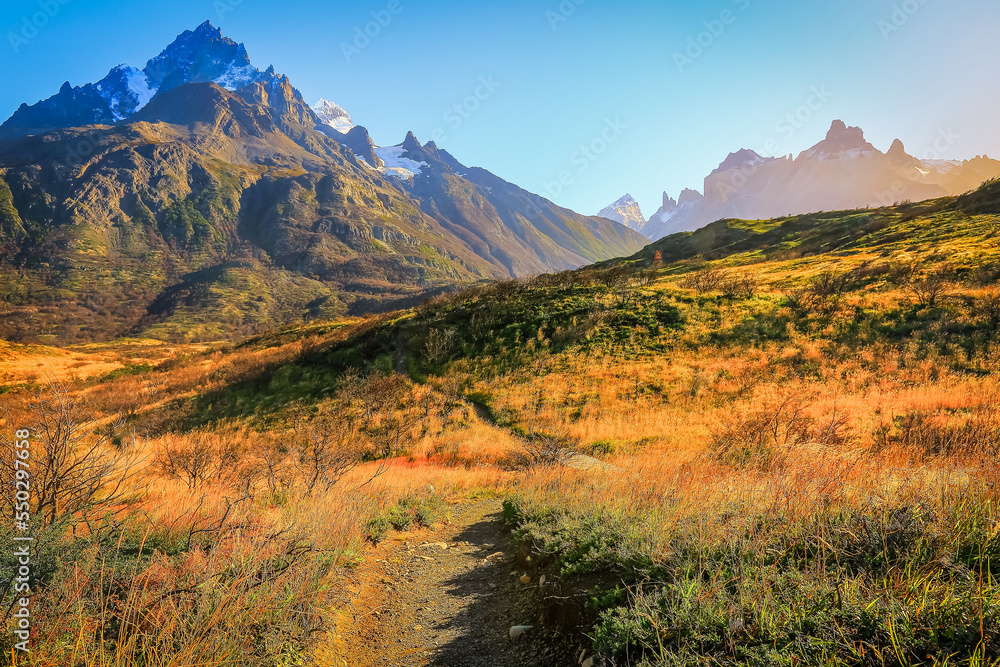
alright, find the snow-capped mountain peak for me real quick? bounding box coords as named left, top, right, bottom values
left=0, top=21, right=290, bottom=138
left=313, top=99, right=355, bottom=134
left=142, top=21, right=261, bottom=90
left=598, top=194, right=647, bottom=232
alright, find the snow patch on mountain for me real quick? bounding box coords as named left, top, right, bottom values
left=214, top=63, right=262, bottom=91
left=127, top=69, right=156, bottom=110
left=96, top=65, right=156, bottom=121
left=375, top=145, right=429, bottom=180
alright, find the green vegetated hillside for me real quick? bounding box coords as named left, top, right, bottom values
left=0, top=81, right=644, bottom=344
left=623, top=177, right=1000, bottom=269
left=153, top=179, right=999, bottom=666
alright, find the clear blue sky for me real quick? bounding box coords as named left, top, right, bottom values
left=2, top=0, right=998, bottom=217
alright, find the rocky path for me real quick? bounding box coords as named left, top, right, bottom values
left=333, top=498, right=584, bottom=667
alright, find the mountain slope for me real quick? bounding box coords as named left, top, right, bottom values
left=377, top=135, right=646, bottom=276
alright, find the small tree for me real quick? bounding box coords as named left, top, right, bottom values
left=907, top=270, right=951, bottom=308
left=293, top=404, right=366, bottom=494
left=651, top=250, right=664, bottom=270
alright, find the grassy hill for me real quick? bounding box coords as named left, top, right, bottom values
left=2, top=181, right=999, bottom=665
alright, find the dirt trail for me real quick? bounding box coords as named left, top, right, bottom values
left=332, top=498, right=582, bottom=667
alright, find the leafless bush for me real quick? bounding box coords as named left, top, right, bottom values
left=342, top=370, right=419, bottom=460
left=292, top=404, right=366, bottom=494
left=811, top=271, right=853, bottom=297
left=343, top=371, right=411, bottom=423
left=244, top=435, right=296, bottom=498
left=152, top=433, right=243, bottom=491
left=679, top=267, right=726, bottom=293
left=635, top=269, right=659, bottom=288
left=972, top=289, right=1000, bottom=327
left=681, top=267, right=757, bottom=297
left=710, top=397, right=816, bottom=471
left=847, top=260, right=894, bottom=283
left=885, top=261, right=918, bottom=284
left=596, top=265, right=639, bottom=290
left=0, top=382, right=141, bottom=529
left=719, top=272, right=759, bottom=298
left=790, top=271, right=854, bottom=312
left=504, top=429, right=580, bottom=469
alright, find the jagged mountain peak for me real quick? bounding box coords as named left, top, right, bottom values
left=641, top=188, right=705, bottom=241
left=402, top=131, right=423, bottom=152
left=611, top=193, right=640, bottom=207
left=194, top=19, right=222, bottom=34
left=598, top=194, right=646, bottom=233
left=801, top=120, right=879, bottom=160
left=710, top=149, right=775, bottom=177
left=143, top=21, right=263, bottom=92
left=0, top=21, right=285, bottom=139
left=678, top=188, right=704, bottom=205
left=886, top=138, right=921, bottom=167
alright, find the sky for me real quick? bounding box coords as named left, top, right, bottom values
left=1, top=0, right=998, bottom=218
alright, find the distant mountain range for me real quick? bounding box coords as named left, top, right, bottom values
left=601, top=120, right=1000, bottom=240
left=0, top=22, right=645, bottom=342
